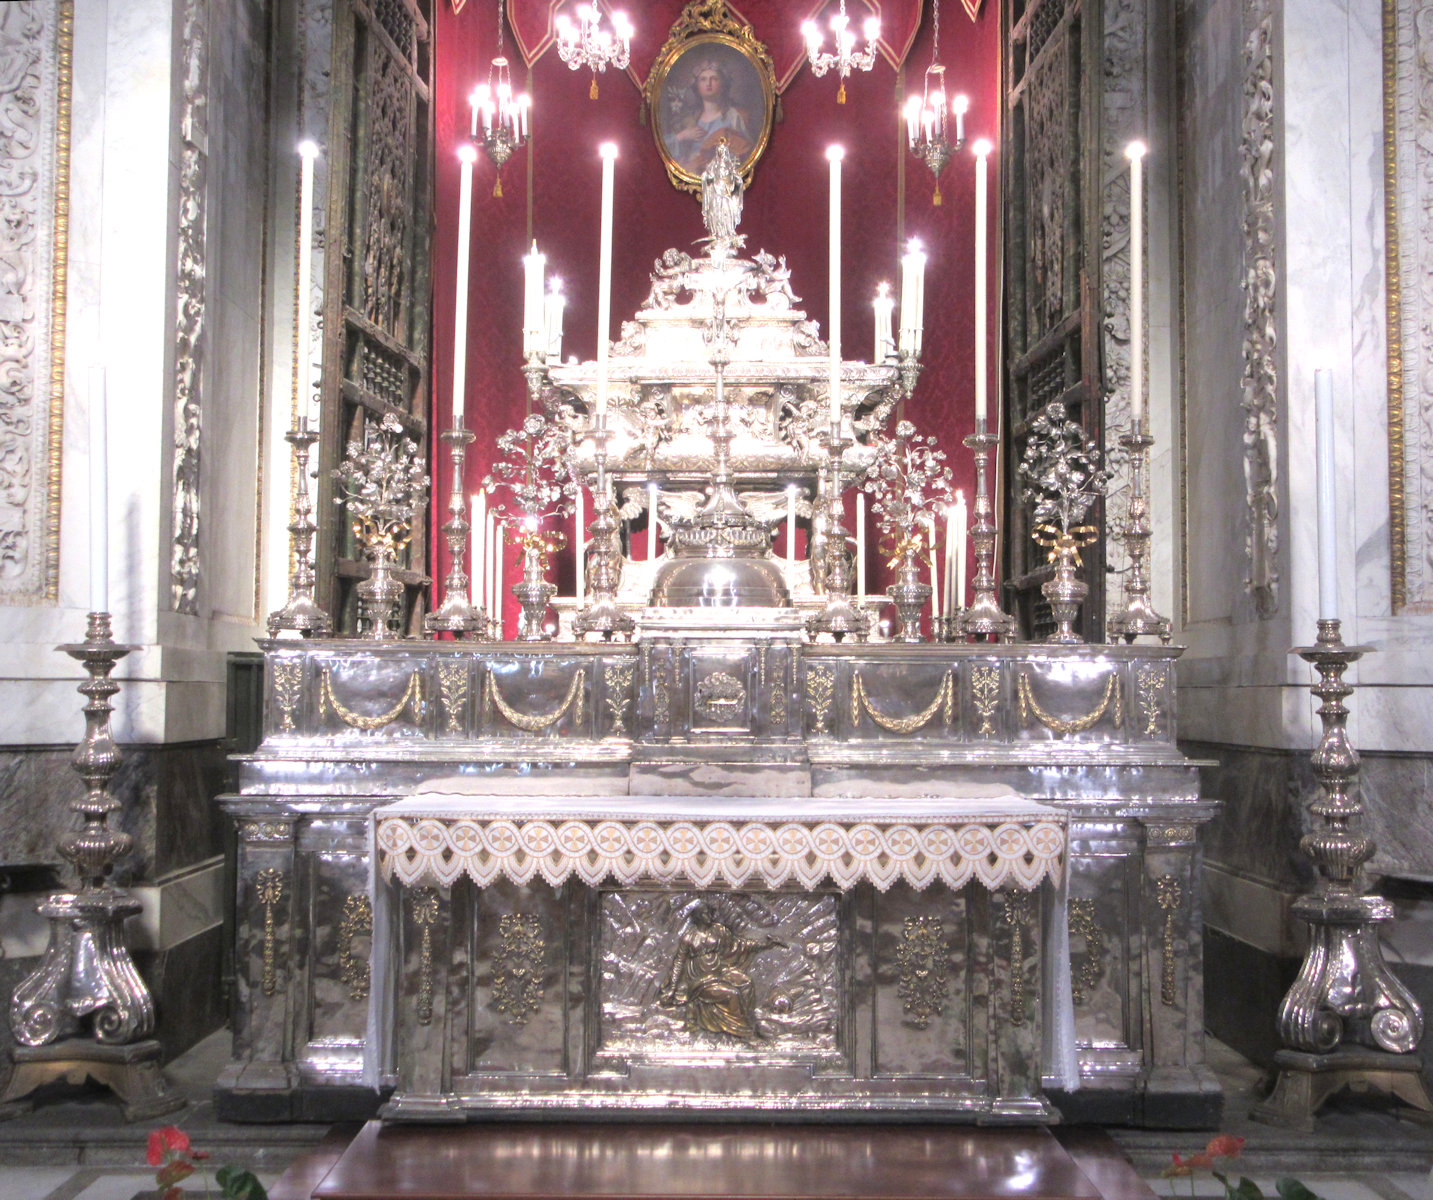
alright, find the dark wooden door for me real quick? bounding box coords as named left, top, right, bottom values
left=1001, top=0, right=1105, bottom=641
left=316, top=0, right=435, bottom=631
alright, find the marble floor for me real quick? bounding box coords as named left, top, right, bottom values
left=0, top=1033, right=1426, bottom=1200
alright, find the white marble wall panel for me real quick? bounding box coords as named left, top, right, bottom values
left=1, top=0, right=271, bottom=748
left=1177, top=0, right=1246, bottom=633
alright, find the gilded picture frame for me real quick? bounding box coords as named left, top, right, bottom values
left=646, top=2, right=776, bottom=195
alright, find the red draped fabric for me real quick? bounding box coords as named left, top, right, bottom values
left=431, top=0, right=1000, bottom=632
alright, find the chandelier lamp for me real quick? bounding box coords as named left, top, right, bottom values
left=802, top=0, right=880, bottom=104
left=555, top=2, right=634, bottom=100
left=470, top=64, right=530, bottom=197
left=904, top=0, right=967, bottom=205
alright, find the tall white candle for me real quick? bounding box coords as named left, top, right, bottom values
left=576, top=487, right=586, bottom=603
left=787, top=485, right=797, bottom=562
left=296, top=140, right=320, bottom=428
left=954, top=490, right=968, bottom=614
left=486, top=509, right=497, bottom=622
left=648, top=482, right=659, bottom=560
left=493, top=520, right=505, bottom=638
left=88, top=366, right=108, bottom=613
left=856, top=492, right=866, bottom=600
left=943, top=503, right=956, bottom=618
left=522, top=241, right=545, bottom=358
left=545, top=277, right=565, bottom=360
left=473, top=488, right=486, bottom=605
left=873, top=282, right=893, bottom=364
left=1126, top=141, right=1146, bottom=427
left=827, top=145, right=844, bottom=427
left=899, top=239, right=926, bottom=356
left=453, top=143, right=477, bottom=425
left=596, top=143, right=618, bottom=422
left=1315, top=368, right=1338, bottom=621
left=973, top=139, right=992, bottom=424
left=925, top=515, right=939, bottom=627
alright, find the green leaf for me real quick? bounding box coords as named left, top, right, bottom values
left=1275, top=1180, right=1321, bottom=1200
left=1213, top=1174, right=1265, bottom=1200
left=216, top=1164, right=268, bottom=1200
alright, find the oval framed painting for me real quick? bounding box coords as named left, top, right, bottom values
left=647, top=9, right=776, bottom=195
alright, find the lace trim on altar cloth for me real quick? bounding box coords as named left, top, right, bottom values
left=374, top=810, right=1066, bottom=894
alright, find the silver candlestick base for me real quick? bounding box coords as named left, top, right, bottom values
left=268, top=425, right=332, bottom=637
left=0, top=613, right=183, bottom=1121
left=573, top=430, right=634, bottom=641
left=426, top=425, right=487, bottom=636
left=1108, top=425, right=1171, bottom=643
left=957, top=427, right=1016, bottom=641
left=1253, top=618, right=1432, bottom=1130
left=808, top=431, right=869, bottom=642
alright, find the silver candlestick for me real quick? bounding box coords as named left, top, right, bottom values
left=572, top=424, right=634, bottom=640
left=1253, top=620, right=1432, bottom=1129
left=425, top=422, right=487, bottom=636
left=957, top=422, right=1015, bottom=640
left=267, top=424, right=332, bottom=637
left=1107, top=420, right=1171, bottom=643
left=807, top=428, right=869, bottom=642
left=0, top=613, right=182, bottom=1120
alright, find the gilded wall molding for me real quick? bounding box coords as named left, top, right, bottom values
left=1239, top=2, right=1280, bottom=618
left=1384, top=0, right=1433, bottom=610
left=170, top=0, right=210, bottom=614
left=0, top=2, right=70, bottom=605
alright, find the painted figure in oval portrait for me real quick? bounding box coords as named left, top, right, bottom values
left=660, top=43, right=765, bottom=177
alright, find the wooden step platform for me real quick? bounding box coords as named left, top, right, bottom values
left=271, top=1121, right=1156, bottom=1200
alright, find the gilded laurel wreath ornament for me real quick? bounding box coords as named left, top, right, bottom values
left=1017, top=401, right=1113, bottom=644
left=333, top=412, right=429, bottom=638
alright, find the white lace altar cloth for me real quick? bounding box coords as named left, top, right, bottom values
left=374, top=793, right=1066, bottom=893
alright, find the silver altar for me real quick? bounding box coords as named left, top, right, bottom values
left=218, top=182, right=1218, bottom=1126
left=218, top=637, right=1216, bottom=1124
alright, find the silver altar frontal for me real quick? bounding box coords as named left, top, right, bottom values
left=222, top=158, right=1218, bottom=1126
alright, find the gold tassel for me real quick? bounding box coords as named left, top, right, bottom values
left=590, top=78, right=599, bottom=100
left=493, top=176, right=503, bottom=198
left=933, top=182, right=942, bottom=206
left=837, top=81, right=847, bottom=104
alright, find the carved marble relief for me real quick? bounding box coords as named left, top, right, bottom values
left=1240, top=2, right=1279, bottom=617
left=0, top=2, right=68, bottom=603
left=1387, top=0, right=1433, bottom=609
left=170, top=0, right=209, bottom=615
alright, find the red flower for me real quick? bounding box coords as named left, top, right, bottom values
left=1162, top=1153, right=1195, bottom=1178
left=147, top=1126, right=191, bottom=1167
left=1205, top=1135, right=1244, bottom=1160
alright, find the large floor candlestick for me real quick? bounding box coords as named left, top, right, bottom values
left=0, top=612, right=184, bottom=1121
left=1253, top=620, right=1432, bottom=1129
